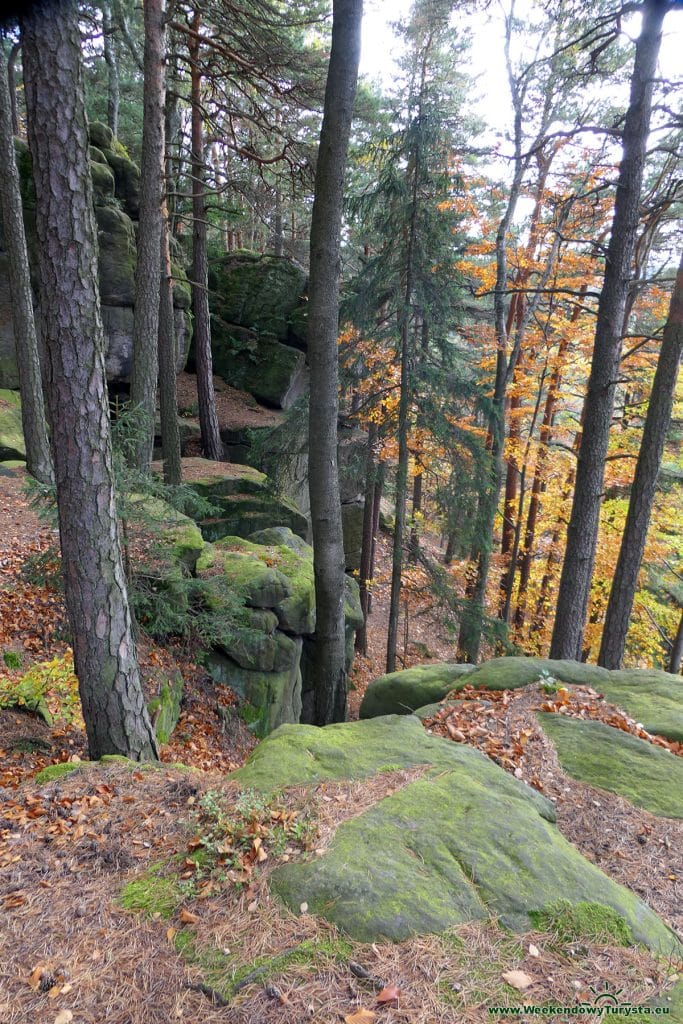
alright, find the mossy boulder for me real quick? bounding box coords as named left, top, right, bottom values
left=197, top=539, right=293, bottom=609
left=538, top=714, right=683, bottom=818
left=598, top=669, right=683, bottom=743
left=156, top=457, right=268, bottom=499
left=465, top=656, right=609, bottom=690
left=0, top=389, right=25, bottom=461
left=147, top=673, right=184, bottom=745
left=127, top=494, right=205, bottom=571
left=95, top=205, right=136, bottom=306
left=88, top=120, right=114, bottom=150
left=211, top=335, right=307, bottom=411
left=90, top=158, right=116, bottom=202
left=341, top=501, right=364, bottom=572
left=101, top=149, right=141, bottom=219
left=208, top=250, right=307, bottom=343
left=360, top=663, right=476, bottom=719
left=204, top=643, right=302, bottom=737
left=198, top=492, right=308, bottom=544
left=234, top=716, right=679, bottom=952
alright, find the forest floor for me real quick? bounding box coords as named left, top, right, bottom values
left=1, top=464, right=682, bottom=1023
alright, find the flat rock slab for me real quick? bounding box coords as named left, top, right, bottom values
left=360, top=657, right=683, bottom=744
left=537, top=713, right=683, bottom=819
left=233, top=716, right=679, bottom=952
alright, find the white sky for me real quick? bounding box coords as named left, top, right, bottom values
left=360, top=0, right=683, bottom=141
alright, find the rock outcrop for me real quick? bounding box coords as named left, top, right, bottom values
left=234, top=715, right=681, bottom=951
left=0, top=123, right=191, bottom=388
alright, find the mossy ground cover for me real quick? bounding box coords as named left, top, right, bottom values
left=537, top=714, right=683, bottom=818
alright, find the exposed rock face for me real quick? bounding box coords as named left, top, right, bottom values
left=234, top=715, right=680, bottom=951
left=0, top=124, right=191, bottom=387
left=0, top=389, right=25, bottom=460
left=206, top=251, right=309, bottom=410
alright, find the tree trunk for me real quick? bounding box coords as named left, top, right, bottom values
left=158, top=196, right=182, bottom=484
left=128, top=0, right=166, bottom=471
left=307, top=0, right=362, bottom=725
left=0, top=45, right=52, bottom=485
left=386, top=315, right=411, bottom=674
left=102, top=1, right=120, bottom=138
left=598, top=252, right=682, bottom=668
left=6, top=41, right=20, bottom=136
left=355, top=420, right=376, bottom=655
left=550, top=0, right=667, bottom=660
left=189, top=12, right=223, bottom=461
left=21, top=0, right=157, bottom=761
left=368, top=460, right=384, bottom=613
left=669, top=611, right=683, bottom=675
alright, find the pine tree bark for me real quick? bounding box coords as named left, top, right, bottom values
left=308, top=0, right=362, bottom=724
left=355, top=421, right=377, bottom=655
left=158, top=196, right=182, bottom=484
left=0, top=46, right=52, bottom=485
left=102, top=1, right=120, bottom=137
left=21, top=0, right=157, bottom=761
left=550, top=0, right=668, bottom=660
left=128, top=0, right=166, bottom=471
left=669, top=611, right=683, bottom=675
left=189, top=12, right=223, bottom=461
left=598, top=252, right=682, bottom=668
left=6, top=41, right=20, bottom=136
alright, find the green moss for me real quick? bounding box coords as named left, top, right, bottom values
left=175, top=932, right=352, bottom=1002
left=0, top=389, right=26, bottom=461
left=359, top=663, right=476, bottom=719
left=119, top=867, right=183, bottom=918
left=34, top=761, right=85, bottom=784
left=529, top=899, right=634, bottom=946
left=538, top=714, right=683, bottom=818
left=598, top=669, right=683, bottom=743
left=90, top=159, right=116, bottom=202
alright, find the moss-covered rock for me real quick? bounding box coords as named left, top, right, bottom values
left=0, top=389, right=25, bottom=461
left=360, top=663, right=476, bottom=719
left=170, top=457, right=268, bottom=498
left=95, top=205, right=136, bottom=306
left=537, top=714, right=683, bottom=818
left=198, top=492, right=308, bottom=544
left=341, top=501, right=364, bottom=572
left=127, top=494, right=205, bottom=571
left=102, top=149, right=141, bottom=219
left=235, top=716, right=679, bottom=951
left=88, top=120, right=114, bottom=151
left=212, top=335, right=307, bottom=411
left=90, top=158, right=116, bottom=202
left=208, top=250, right=307, bottom=343
left=197, top=539, right=293, bottom=608
left=204, top=644, right=302, bottom=737
left=597, top=670, right=683, bottom=743
left=465, top=656, right=609, bottom=690
left=147, top=673, right=184, bottom=745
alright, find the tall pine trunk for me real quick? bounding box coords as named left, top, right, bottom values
left=356, top=421, right=377, bottom=656
left=598, top=252, right=682, bottom=668
left=158, top=195, right=182, bottom=484
left=0, top=47, right=52, bottom=485
left=550, top=0, right=667, bottom=660
left=189, top=12, right=223, bottom=461
left=307, top=0, right=362, bottom=724
left=128, top=0, right=166, bottom=471
left=22, top=0, right=157, bottom=761
left=102, top=1, right=120, bottom=137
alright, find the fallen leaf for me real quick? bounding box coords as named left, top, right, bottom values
left=376, top=985, right=400, bottom=1004
left=344, top=1010, right=377, bottom=1024
left=247, top=900, right=258, bottom=913
left=502, top=970, right=533, bottom=990
left=179, top=909, right=198, bottom=925
left=299, top=902, right=308, bottom=914
left=166, top=927, right=177, bottom=943
left=528, top=944, right=540, bottom=958
left=28, top=965, right=45, bottom=990
left=54, top=1012, right=73, bottom=1024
